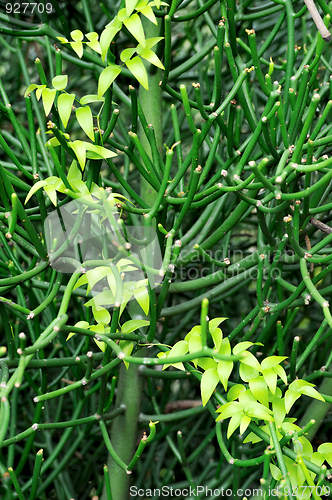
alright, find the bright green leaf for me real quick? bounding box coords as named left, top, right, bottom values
left=117, top=258, right=137, bottom=271
left=86, top=266, right=110, bottom=292
left=209, top=317, right=227, bottom=334
left=105, top=16, right=123, bottom=30
left=246, top=402, right=273, bottom=421
left=76, top=106, right=95, bottom=141
left=300, top=385, right=325, bottom=402
left=157, top=351, right=168, bottom=366
left=227, top=384, right=246, bottom=402
left=57, top=93, right=75, bottom=128
left=80, top=94, right=105, bottom=105
left=196, top=358, right=217, bottom=371
left=133, top=286, right=149, bottom=315
left=317, top=443, right=332, bottom=467
left=67, top=320, right=90, bottom=341
left=106, top=269, right=117, bottom=297
left=311, top=452, right=325, bottom=468
left=271, top=396, right=286, bottom=426
left=90, top=324, right=105, bottom=335
left=126, top=0, right=139, bottom=17
left=86, top=290, right=115, bottom=307
left=145, top=37, right=163, bottom=50
left=52, top=75, right=68, bottom=90
left=218, top=337, right=231, bottom=359
left=188, top=333, right=202, bottom=354
left=217, top=360, right=233, bottom=391
left=140, top=48, right=164, bottom=69
left=92, top=305, right=111, bottom=325
left=85, top=33, right=101, bottom=53
left=239, top=363, right=259, bottom=383
left=167, top=340, right=188, bottom=360
left=219, top=338, right=231, bottom=357
left=240, top=351, right=261, bottom=372
left=67, top=160, right=81, bottom=182
left=70, top=41, right=83, bottom=58
left=298, top=435, right=313, bottom=459
left=158, top=350, right=185, bottom=372
left=69, top=140, right=86, bottom=170
left=289, top=379, right=315, bottom=391
left=84, top=143, right=117, bottom=159
left=261, top=356, right=288, bottom=370
left=100, top=25, right=122, bottom=61
left=161, top=341, right=188, bottom=371
left=36, top=85, right=47, bottom=101
left=283, top=455, right=303, bottom=488
left=120, top=47, right=137, bottom=63
left=119, top=340, right=134, bottom=368
left=98, top=65, right=122, bottom=99
left=126, top=56, right=149, bottom=90
left=117, top=7, right=129, bottom=22
left=216, top=401, right=242, bottom=420
left=273, top=364, right=288, bottom=385
left=284, top=390, right=301, bottom=413
left=86, top=40, right=102, bottom=54
left=94, top=338, right=107, bottom=352
left=184, top=325, right=201, bottom=342
left=119, top=288, right=134, bottom=318
left=249, top=376, right=269, bottom=407
left=24, top=84, right=38, bottom=97
left=25, top=180, right=48, bottom=204
left=262, top=368, right=277, bottom=394
left=123, top=14, right=145, bottom=46
left=67, top=322, right=85, bottom=341
left=46, top=136, right=60, bottom=147
left=44, top=184, right=57, bottom=206
left=91, top=324, right=108, bottom=351
left=238, top=389, right=257, bottom=405
left=243, top=432, right=263, bottom=445
left=42, top=88, right=56, bottom=116
left=71, top=30, right=84, bottom=41
left=138, top=5, right=157, bottom=24
left=233, top=341, right=261, bottom=354
left=121, top=319, right=149, bottom=333
left=233, top=342, right=254, bottom=355
left=240, top=415, right=251, bottom=435
left=70, top=179, right=90, bottom=195
left=270, top=463, right=282, bottom=481
left=73, top=273, right=88, bottom=291
left=201, top=368, right=219, bottom=406
left=86, top=32, right=99, bottom=41
left=210, top=328, right=222, bottom=352
left=227, top=412, right=244, bottom=438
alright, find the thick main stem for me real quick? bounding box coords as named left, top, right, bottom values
left=105, top=350, right=146, bottom=500
left=103, top=19, right=163, bottom=500
left=139, top=19, right=163, bottom=205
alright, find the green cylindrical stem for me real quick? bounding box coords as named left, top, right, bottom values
left=104, top=350, right=146, bottom=500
